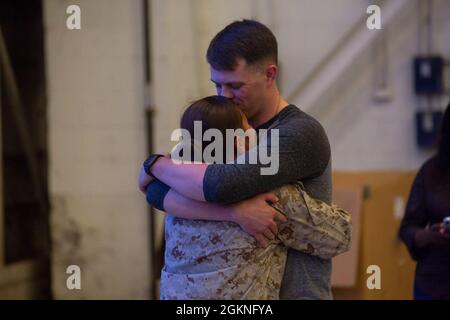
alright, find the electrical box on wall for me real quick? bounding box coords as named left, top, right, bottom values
left=414, top=56, right=444, bottom=94
left=415, top=111, right=443, bottom=148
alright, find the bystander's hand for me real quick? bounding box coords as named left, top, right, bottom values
left=414, top=223, right=450, bottom=248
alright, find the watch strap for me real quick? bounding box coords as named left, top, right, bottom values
left=143, top=154, right=164, bottom=177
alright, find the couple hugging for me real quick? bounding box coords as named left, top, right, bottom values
left=139, top=20, right=351, bottom=300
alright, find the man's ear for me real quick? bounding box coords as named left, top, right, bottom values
left=265, top=64, right=277, bottom=84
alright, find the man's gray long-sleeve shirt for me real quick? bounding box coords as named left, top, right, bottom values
left=147, top=105, right=333, bottom=299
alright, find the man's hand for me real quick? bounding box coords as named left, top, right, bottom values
left=414, top=223, right=450, bottom=248
left=230, top=192, right=287, bottom=248
left=138, top=166, right=153, bottom=194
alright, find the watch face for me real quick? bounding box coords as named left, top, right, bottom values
left=144, top=155, right=162, bottom=175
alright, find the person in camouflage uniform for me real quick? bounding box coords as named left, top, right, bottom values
left=158, top=96, right=351, bottom=300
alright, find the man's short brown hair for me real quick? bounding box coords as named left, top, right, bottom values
left=206, top=19, right=278, bottom=71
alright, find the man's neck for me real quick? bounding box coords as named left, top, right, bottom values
left=249, top=93, right=289, bottom=128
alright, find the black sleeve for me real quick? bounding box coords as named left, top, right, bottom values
left=146, top=179, right=171, bottom=211
left=398, top=166, right=429, bottom=261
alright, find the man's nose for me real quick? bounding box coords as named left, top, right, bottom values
left=220, top=86, right=233, bottom=99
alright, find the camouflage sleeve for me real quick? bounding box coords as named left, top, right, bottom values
left=270, top=183, right=352, bottom=259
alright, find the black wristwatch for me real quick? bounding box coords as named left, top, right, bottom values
left=143, top=154, right=164, bottom=177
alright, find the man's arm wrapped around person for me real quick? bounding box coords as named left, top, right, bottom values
left=271, top=183, right=352, bottom=259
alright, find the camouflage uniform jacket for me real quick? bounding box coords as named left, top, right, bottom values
left=160, top=183, right=351, bottom=300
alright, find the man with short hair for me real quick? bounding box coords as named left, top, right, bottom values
left=140, top=19, right=333, bottom=299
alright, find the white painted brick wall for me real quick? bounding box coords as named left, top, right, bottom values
left=44, top=0, right=150, bottom=299
left=321, top=0, right=450, bottom=171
